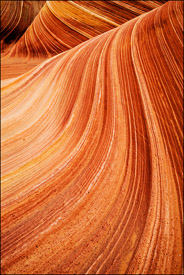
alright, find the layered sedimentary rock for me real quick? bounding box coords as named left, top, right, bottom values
left=8, top=0, right=167, bottom=57
left=1, top=1, right=183, bottom=274
left=0, top=1, right=45, bottom=51
left=1, top=1, right=167, bottom=80
left=0, top=56, right=46, bottom=80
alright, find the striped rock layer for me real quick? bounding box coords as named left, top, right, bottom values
left=8, top=0, right=167, bottom=58
left=1, top=1, right=167, bottom=80
left=1, top=1, right=183, bottom=274
left=0, top=1, right=45, bottom=51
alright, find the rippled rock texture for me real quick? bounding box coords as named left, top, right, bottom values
left=1, top=1, right=183, bottom=274
left=6, top=0, right=167, bottom=57
left=1, top=1, right=167, bottom=80
left=1, top=1, right=45, bottom=51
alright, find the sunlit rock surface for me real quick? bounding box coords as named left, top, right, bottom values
left=1, top=1, right=183, bottom=274
left=1, top=0, right=167, bottom=80
left=7, top=0, right=167, bottom=58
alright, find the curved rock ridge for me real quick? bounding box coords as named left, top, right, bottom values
left=8, top=0, right=168, bottom=58
left=1, top=1, right=183, bottom=274
left=0, top=1, right=45, bottom=51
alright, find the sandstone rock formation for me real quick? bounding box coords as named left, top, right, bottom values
left=6, top=0, right=167, bottom=58
left=1, top=1, right=45, bottom=51
left=1, top=1, right=183, bottom=274
left=1, top=1, right=167, bottom=80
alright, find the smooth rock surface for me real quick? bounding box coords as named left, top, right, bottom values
left=1, top=1, right=183, bottom=274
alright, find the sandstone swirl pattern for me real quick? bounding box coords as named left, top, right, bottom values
left=1, top=1, right=183, bottom=274
left=1, top=1, right=167, bottom=80
left=0, top=0, right=45, bottom=51
left=8, top=0, right=167, bottom=57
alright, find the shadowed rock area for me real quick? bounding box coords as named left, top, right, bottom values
left=1, top=1, right=45, bottom=50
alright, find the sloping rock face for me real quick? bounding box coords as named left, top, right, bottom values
left=1, top=1, right=167, bottom=80
left=0, top=1, right=45, bottom=51
left=7, top=0, right=167, bottom=57
left=1, top=1, right=183, bottom=274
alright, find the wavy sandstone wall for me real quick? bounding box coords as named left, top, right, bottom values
left=1, top=1, right=45, bottom=50
left=7, top=0, right=167, bottom=57
left=1, top=1, right=183, bottom=274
